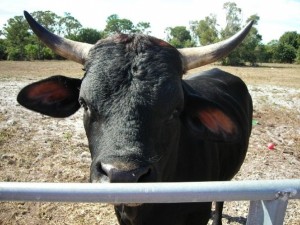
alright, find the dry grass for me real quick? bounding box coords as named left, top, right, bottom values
left=1, top=61, right=300, bottom=88
left=0, top=60, right=83, bottom=80
left=0, top=61, right=299, bottom=225
left=188, top=63, right=300, bottom=89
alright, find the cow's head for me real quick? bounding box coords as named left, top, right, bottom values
left=18, top=11, right=252, bottom=184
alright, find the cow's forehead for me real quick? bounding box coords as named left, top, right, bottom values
left=80, top=34, right=184, bottom=112
left=82, top=34, right=183, bottom=93
left=85, top=34, right=185, bottom=77
left=94, top=33, right=174, bottom=50
left=80, top=64, right=183, bottom=112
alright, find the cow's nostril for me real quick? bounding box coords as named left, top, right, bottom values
left=100, top=163, right=153, bottom=183
left=97, top=163, right=108, bottom=177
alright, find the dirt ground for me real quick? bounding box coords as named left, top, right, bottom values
left=0, top=61, right=299, bottom=225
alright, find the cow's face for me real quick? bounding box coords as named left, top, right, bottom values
left=18, top=12, right=252, bottom=186
left=79, top=35, right=185, bottom=183
left=17, top=33, right=241, bottom=184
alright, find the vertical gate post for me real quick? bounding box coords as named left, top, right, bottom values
left=246, top=190, right=296, bottom=225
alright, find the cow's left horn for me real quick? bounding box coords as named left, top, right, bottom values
left=24, top=11, right=93, bottom=65
left=179, top=21, right=253, bottom=70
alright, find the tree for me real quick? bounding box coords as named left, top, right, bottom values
left=276, top=31, right=299, bottom=63
left=220, top=2, right=243, bottom=65
left=239, top=15, right=262, bottom=66
left=104, top=14, right=151, bottom=36
left=274, top=43, right=296, bottom=63
left=59, top=12, right=82, bottom=38
left=221, top=2, right=242, bottom=38
left=32, top=11, right=60, bottom=33
left=3, top=15, right=30, bottom=60
left=296, top=48, right=300, bottom=64
left=134, top=22, right=151, bottom=34
left=28, top=11, right=60, bottom=60
left=264, top=40, right=279, bottom=62
left=165, top=26, right=195, bottom=48
left=72, top=28, right=103, bottom=44
left=255, top=44, right=270, bottom=63
left=104, top=14, right=134, bottom=35
left=279, top=31, right=300, bottom=50
left=265, top=32, right=300, bottom=63
left=220, top=3, right=262, bottom=66
left=0, top=39, right=7, bottom=60
left=3, top=11, right=90, bottom=60
left=191, top=14, right=219, bottom=46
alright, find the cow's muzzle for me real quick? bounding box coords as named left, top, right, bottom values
left=91, top=162, right=154, bottom=183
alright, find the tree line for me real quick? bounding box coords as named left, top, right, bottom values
left=0, top=2, right=299, bottom=65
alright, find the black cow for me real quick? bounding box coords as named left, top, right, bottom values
left=17, top=11, right=253, bottom=225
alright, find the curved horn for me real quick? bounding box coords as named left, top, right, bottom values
left=24, top=11, right=93, bottom=65
left=179, top=21, right=253, bottom=70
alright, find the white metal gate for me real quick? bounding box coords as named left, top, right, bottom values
left=1, top=179, right=299, bottom=225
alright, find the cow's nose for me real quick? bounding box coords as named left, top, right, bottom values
left=100, top=163, right=152, bottom=183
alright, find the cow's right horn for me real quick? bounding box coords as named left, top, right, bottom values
left=179, top=21, right=253, bottom=70
left=24, top=11, right=93, bottom=65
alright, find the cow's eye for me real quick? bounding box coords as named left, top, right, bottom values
left=79, top=98, right=88, bottom=111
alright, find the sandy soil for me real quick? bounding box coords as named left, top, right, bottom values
left=0, top=61, right=299, bottom=225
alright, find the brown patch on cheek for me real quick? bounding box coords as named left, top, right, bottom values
left=28, top=82, right=70, bottom=102
left=198, top=108, right=236, bottom=134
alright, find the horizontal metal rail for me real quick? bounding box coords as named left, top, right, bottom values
left=1, top=179, right=299, bottom=203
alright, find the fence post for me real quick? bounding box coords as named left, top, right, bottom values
left=246, top=190, right=295, bottom=225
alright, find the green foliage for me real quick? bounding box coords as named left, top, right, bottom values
left=275, top=31, right=299, bottom=63
left=32, top=11, right=60, bottom=33
left=222, top=2, right=242, bottom=37
left=256, top=44, right=272, bottom=63
left=296, top=48, right=300, bottom=64
left=60, top=12, right=82, bottom=38
left=219, top=5, right=264, bottom=66
left=191, top=14, right=219, bottom=45
left=134, top=22, right=151, bottom=34
left=274, top=43, right=296, bottom=63
left=264, top=32, right=299, bottom=63
left=190, top=10, right=263, bottom=66
left=2, top=11, right=89, bottom=60
left=166, top=26, right=195, bottom=48
left=279, top=31, right=300, bottom=49
left=0, top=6, right=298, bottom=65
left=239, top=16, right=262, bottom=66
left=104, top=14, right=151, bottom=36
left=104, top=14, right=134, bottom=35
left=220, top=2, right=242, bottom=65
left=3, top=15, right=30, bottom=60
left=1, top=11, right=152, bottom=61
left=27, top=11, right=62, bottom=60
left=24, top=44, right=38, bottom=60
left=70, top=28, right=103, bottom=44
left=0, top=39, right=7, bottom=60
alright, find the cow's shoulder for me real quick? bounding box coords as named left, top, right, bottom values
left=184, top=68, right=243, bottom=87
left=183, top=68, right=249, bottom=100
left=182, top=68, right=252, bottom=129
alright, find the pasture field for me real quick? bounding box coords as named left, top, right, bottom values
left=0, top=61, right=299, bottom=225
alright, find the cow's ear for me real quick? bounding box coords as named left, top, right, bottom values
left=183, top=97, right=240, bottom=142
left=185, top=102, right=239, bottom=142
left=17, top=75, right=81, bottom=118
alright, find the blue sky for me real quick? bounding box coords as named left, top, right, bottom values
left=1, top=0, right=299, bottom=43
